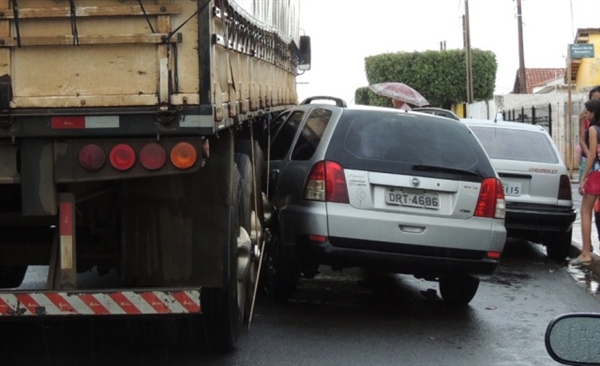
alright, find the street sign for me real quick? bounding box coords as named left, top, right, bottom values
left=569, top=43, right=595, bottom=59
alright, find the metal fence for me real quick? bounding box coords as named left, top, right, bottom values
left=501, top=101, right=587, bottom=177
left=502, top=101, right=586, bottom=137
left=502, top=104, right=553, bottom=135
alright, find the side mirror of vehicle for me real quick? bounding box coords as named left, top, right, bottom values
left=298, top=35, right=311, bottom=71
left=545, top=313, right=600, bottom=365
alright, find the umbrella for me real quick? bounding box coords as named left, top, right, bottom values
left=368, top=82, right=430, bottom=107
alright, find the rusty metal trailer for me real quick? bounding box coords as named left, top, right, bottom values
left=0, top=0, right=310, bottom=350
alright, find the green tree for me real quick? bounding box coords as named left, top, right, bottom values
left=356, top=49, right=497, bottom=108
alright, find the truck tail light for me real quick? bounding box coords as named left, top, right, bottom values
left=170, top=142, right=197, bottom=170
left=558, top=174, right=572, bottom=200
left=140, top=143, right=167, bottom=170
left=475, top=178, right=505, bottom=219
left=79, top=144, right=106, bottom=172
left=109, top=144, right=136, bottom=171
left=303, top=160, right=349, bottom=203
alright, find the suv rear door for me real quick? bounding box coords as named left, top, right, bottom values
left=323, top=111, right=501, bottom=251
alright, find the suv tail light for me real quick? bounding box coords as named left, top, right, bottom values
left=558, top=174, right=572, bottom=200
left=475, top=178, right=505, bottom=219
left=303, top=160, right=349, bottom=203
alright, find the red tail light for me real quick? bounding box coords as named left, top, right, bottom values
left=79, top=144, right=106, bottom=172
left=475, top=178, right=505, bottom=219
left=558, top=174, right=572, bottom=200
left=303, top=160, right=349, bottom=203
left=487, top=251, right=502, bottom=260
left=109, top=144, right=136, bottom=171
left=140, top=143, right=167, bottom=170
left=308, top=235, right=327, bottom=243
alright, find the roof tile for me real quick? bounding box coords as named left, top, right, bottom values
left=512, top=68, right=566, bottom=94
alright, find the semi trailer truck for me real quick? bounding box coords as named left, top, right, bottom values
left=0, top=0, right=310, bottom=350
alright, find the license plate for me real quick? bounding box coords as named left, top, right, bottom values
left=385, top=188, right=440, bottom=209
left=503, top=182, right=521, bottom=196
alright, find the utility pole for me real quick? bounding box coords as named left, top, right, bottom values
left=463, top=0, right=473, bottom=104
left=516, top=0, right=527, bottom=93
left=567, top=47, right=573, bottom=177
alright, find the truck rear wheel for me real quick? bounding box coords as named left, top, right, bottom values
left=235, top=152, right=256, bottom=323
left=201, top=170, right=249, bottom=351
left=234, top=142, right=265, bottom=322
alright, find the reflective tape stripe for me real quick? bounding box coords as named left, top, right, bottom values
left=109, top=292, right=142, bottom=315
left=51, top=116, right=119, bottom=129
left=172, top=291, right=202, bottom=313
left=0, top=290, right=201, bottom=316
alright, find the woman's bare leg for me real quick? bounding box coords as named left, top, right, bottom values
left=579, top=193, right=597, bottom=261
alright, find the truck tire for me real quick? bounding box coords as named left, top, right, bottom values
left=201, top=174, right=247, bottom=352
left=235, top=142, right=266, bottom=318
left=194, top=148, right=262, bottom=351
left=235, top=139, right=265, bottom=224
left=0, top=266, right=28, bottom=288
left=235, top=152, right=255, bottom=323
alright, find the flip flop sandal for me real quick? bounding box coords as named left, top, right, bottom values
left=569, top=257, right=593, bottom=266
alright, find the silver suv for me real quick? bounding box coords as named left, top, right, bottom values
left=261, top=97, right=507, bottom=306
left=464, top=119, right=576, bottom=262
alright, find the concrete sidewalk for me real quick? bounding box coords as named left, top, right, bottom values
left=569, top=177, right=600, bottom=276
left=569, top=212, right=600, bottom=277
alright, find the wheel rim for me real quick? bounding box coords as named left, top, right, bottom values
left=245, top=210, right=264, bottom=323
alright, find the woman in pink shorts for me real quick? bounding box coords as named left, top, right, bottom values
left=575, top=98, right=600, bottom=266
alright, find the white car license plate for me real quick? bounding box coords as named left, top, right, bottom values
left=503, top=182, right=521, bottom=196
left=385, top=188, right=440, bottom=209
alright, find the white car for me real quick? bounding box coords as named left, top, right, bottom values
left=464, top=119, right=576, bottom=262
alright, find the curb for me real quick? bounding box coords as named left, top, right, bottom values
left=569, top=243, right=600, bottom=277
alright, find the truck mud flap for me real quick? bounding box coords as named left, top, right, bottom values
left=0, top=289, right=200, bottom=316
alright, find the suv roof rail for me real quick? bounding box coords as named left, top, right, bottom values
left=300, top=96, right=347, bottom=108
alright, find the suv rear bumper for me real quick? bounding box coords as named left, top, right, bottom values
left=294, top=237, right=499, bottom=277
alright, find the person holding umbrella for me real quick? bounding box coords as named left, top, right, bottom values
left=368, top=82, right=429, bottom=109
left=392, top=99, right=412, bottom=110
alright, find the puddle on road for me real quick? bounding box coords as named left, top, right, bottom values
left=567, top=265, right=600, bottom=298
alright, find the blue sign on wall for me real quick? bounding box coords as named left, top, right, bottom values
left=570, top=44, right=595, bottom=59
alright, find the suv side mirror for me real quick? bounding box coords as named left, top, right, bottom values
left=298, top=35, right=311, bottom=71
left=545, top=313, right=600, bottom=365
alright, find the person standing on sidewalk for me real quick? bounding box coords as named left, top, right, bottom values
left=578, top=86, right=600, bottom=242
left=574, top=98, right=600, bottom=266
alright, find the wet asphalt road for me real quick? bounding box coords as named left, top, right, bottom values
left=2, top=181, right=599, bottom=365
left=1, top=240, right=599, bottom=366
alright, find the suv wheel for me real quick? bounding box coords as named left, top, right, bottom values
left=439, top=273, right=479, bottom=306
left=262, top=234, right=300, bottom=302
left=545, top=228, right=572, bottom=263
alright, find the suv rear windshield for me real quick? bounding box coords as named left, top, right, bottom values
left=325, top=110, right=495, bottom=180
left=469, top=126, right=559, bottom=164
